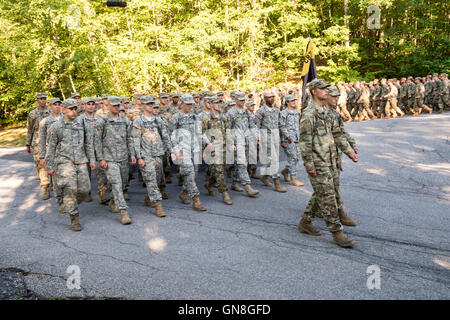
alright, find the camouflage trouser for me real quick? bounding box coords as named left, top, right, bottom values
left=33, top=147, right=49, bottom=187
left=232, top=143, right=252, bottom=185
left=371, top=100, right=379, bottom=115
left=95, top=165, right=108, bottom=194
left=433, top=94, right=444, bottom=110
left=388, top=98, right=404, bottom=116
left=302, top=166, right=343, bottom=233
left=283, top=141, right=300, bottom=175
left=156, top=155, right=165, bottom=187
left=408, top=96, right=417, bottom=112
left=105, top=160, right=129, bottom=210
left=56, top=161, right=91, bottom=216
left=379, top=99, right=387, bottom=115
left=163, top=152, right=172, bottom=177
left=259, top=131, right=280, bottom=179
left=179, top=160, right=200, bottom=199
left=206, top=164, right=228, bottom=193
left=140, top=157, right=162, bottom=202
left=338, top=102, right=351, bottom=120
left=362, top=101, right=375, bottom=118
left=443, top=94, right=450, bottom=109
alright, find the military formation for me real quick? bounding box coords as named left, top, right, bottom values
left=26, top=74, right=448, bottom=247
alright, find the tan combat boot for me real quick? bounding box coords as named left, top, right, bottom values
left=98, top=189, right=110, bottom=204
left=119, top=209, right=132, bottom=225
left=290, top=174, right=304, bottom=187
left=231, top=181, right=243, bottom=192
left=144, top=194, right=155, bottom=208
left=42, top=185, right=50, bottom=200
left=250, top=168, right=261, bottom=179
left=204, top=183, right=215, bottom=196
left=244, top=184, right=259, bottom=197
left=261, top=175, right=273, bottom=187
left=222, top=191, right=232, bottom=205
left=109, top=199, right=119, bottom=213
left=70, top=213, right=82, bottom=232
left=58, top=202, right=65, bottom=214
left=273, top=178, right=287, bottom=193
left=281, top=168, right=290, bottom=182
left=192, top=195, right=206, bottom=211
left=297, top=218, right=322, bottom=236
left=154, top=201, right=166, bottom=218
left=332, top=231, right=355, bottom=248
left=178, top=190, right=190, bottom=205
left=160, top=187, right=168, bottom=199
left=338, top=208, right=357, bottom=226
left=123, top=191, right=130, bottom=201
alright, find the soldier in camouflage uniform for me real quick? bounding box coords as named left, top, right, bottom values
left=414, top=77, right=433, bottom=115
left=45, top=99, right=96, bottom=231
left=359, top=82, right=376, bottom=120
left=256, top=90, right=287, bottom=192
left=171, top=93, right=207, bottom=211
left=407, top=76, right=418, bottom=115
left=297, top=79, right=358, bottom=248
left=96, top=96, right=135, bottom=225
left=325, top=86, right=359, bottom=226
left=131, top=96, right=171, bottom=217
left=192, top=92, right=203, bottom=114
left=399, top=78, right=409, bottom=114
left=71, top=92, right=83, bottom=116
left=95, top=94, right=110, bottom=117
left=151, top=101, right=169, bottom=199
left=79, top=97, right=110, bottom=204
left=226, top=92, right=260, bottom=197
left=378, top=79, right=390, bottom=118
left=245, top=100, right=261, bottom=179
left=202, top=97, right=234, bottom=205
left=26, top=92, right=51, bottom=197
left=169, top=92, right=182, bottom=112
left=385, top=79, right=404, bottom=118
left=441, top=73, right=449, bottom=110
left=337, top=82, right=351, bottom=122
left=158, top=92, right=175, bottom=184
left=424, top=75, right=433, bottom=108
left=38, top=98, right=62, bottom=202
left=279, top=94, right=304, bottom=187
left=371, top=79, right=381, bottom=118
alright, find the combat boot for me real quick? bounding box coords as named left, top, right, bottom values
left=160, top=187, right=169, bottom=199
left=290, top=174, right=304, bottom=187
left=58, top=202, right=65, bottom=214
left=109, top=199, right=119, bottom=213
left=177, top=173, right=183, bottom=186
left=41, top=185, right=50, bottom=200
left=250, top=168, right=261, bottom=179
left=98, top=189, right=110, bottom=205
left=204, top=183, right=215, bottom=196
left=178, top=190, right=190, bottom=205
left=297, top=218, right=321, bottom=236
left=119, top=209, right=132, bottom=225
left=123, top=190, right=130, bottom=201
left=85, top=192, right=92, bottom=202
left=338, top=208, right=357, bottom=226
left=281, top=168, right=290, bottom=182
left=165, top=173, right=172, bottom=184
left=154, top=201, right=166, bottom=218
left=144, top=194, right=155, bottom=208
left=221, top=191, right=232, bottom=205
left=70, top=213, right=82, bottom=232
left=231, top=181, right=243, bottom=192
left=261, top=175, right=273, bottom=187
left=244, top=184, right=259, bottom=197
left=192, top=195, right=206, bottom=211
left=332, top=231, right=355, bottom=248
left=273, top=178, right=287, bottom=193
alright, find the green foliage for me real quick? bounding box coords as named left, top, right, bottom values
left=0, top=0, right=448, bottom=122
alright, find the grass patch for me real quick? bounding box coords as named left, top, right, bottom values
left=0, top=126, right=27, bottom=147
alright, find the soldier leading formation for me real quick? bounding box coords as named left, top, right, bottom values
left=26, top=73, right=449, bottom=248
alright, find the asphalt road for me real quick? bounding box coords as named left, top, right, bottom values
left=1, top=112, right=449, bottom=299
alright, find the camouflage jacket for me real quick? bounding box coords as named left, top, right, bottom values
left=26, top=107, right=51, bottom=147
left=131, top=115, right=172, bottom=160
left=255, top=104, right=280, bottom=131
left=227, top=106, right=259, bottom=144
left=38, top=114, right=62, bottom=159
left=299, top=100, right=355, bottom=172
left=373, top=85, right=382, bottom=100
left=424, top=81, right=433, bottom=96
left=96, top=114, right=134, bottom=162
left=202, top=112, right=234, bottom=151
left=400, top=82, right=409, bottom=99
left=407, top=82, right=416, bottom=98
left=170, top=111, right=204, bottom=155
left=329, top=108, right=356, bottom=171
left=380, top=84, right=390, bottom=101
left=279, top=108, right=301, bottom=143
left=415, top=83, right=426, bottom=99
left=45, top=117, right=95, bottom=172
left=79, top=113, right=103, bottom=160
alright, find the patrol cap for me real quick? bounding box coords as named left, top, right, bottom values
left=62, top=98, right=78, bottom=109
left=285, top=94, right=297, bottom=102
left=84, top=97, right=96, bottom=104
left=36, top=92, right=47, bottom=99
left=226, top=100, right=236, bottom=107
left=101, top=94, right=110, bottom=99
left=263, top=90, right=275, bottom=98
left=153, top=102, right=160, bottom=108
left=308, top=79, right=330, bottom=90
left=212, top=97, right=222, bottom=104
left=245, top=100, right=255, bottom=107
left=440, top=73, right=447, bottom=77
left=119, top=106, right=125, bottom=112
left=121, top=97, right=130, bottom=103
left=159, top=92, right=169, bottom=99
left=49, top=98, right=61, bottom=105
left=140, top=95, right=155, bottom=104
left=108, top=96, right=121, bottom=106
left=229, top=90, right=238, bottom=98
left=95, top=97, right=102, bottom=104
left=407, top=76, right=413, bottom=80
left=433, top=73, right=438, bottom=77
left=415, top=77, right=422, bottom=81
left=172, top=92, right=181, bottom=98
left=192, top=92, right=200, bottom=98
left=181, top=93, right=195, bottom=104
left=71, top=92, right=81, bottom=98
left=235, top=92, right=246, bottom=101
left=216, top=91, right=224, bottom=97
left=327, top=86, right=340, bottom=97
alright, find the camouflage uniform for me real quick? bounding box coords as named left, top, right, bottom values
left=407, top=79, right=417, bottom=113
left=45, top=116, right=95, bottom=216
left=279, top=107, right=301, bottom=175
left=442, top=74, right=450, bottom=109
left=132, top=114, right=172, bottom=202
left=96, top=112, right=134, bottom=211
left=424, top=78, right=433, bottom=107
left=399, top=80, right=409, bottom=113
left=299, top=99, right=355, bottom=233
